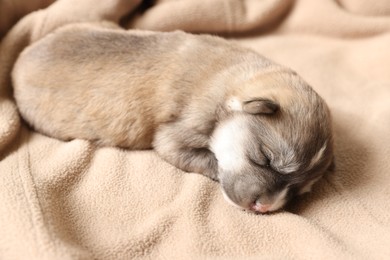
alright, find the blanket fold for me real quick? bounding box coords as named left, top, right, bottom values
left=1, top=0, right=390, bottom=259
left=126, top=0, right=294, bottom=34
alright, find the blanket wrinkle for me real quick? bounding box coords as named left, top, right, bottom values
left=126, top=0, right=293, bottom=34
left=276, top=0, right=390, bottom=37
left=0, top=129, right=91, bottom=260
left=1, top=0, right=390, bottom=259
left=337, top=0, right=390, bottom=16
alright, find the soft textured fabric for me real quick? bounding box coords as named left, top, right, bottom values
left=1, top=0, right=389, bottom=259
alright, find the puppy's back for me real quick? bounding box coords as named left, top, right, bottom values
left=12, top=25, right=196, bottom=148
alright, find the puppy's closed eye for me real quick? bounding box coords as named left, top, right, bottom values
left=249, top=156, right=271, bottom=168
left=247, top=148, right=270, bottom=167
left=242, top=99, right=279, bottom=115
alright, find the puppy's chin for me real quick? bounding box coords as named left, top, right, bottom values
left=221, top=188, right=245, bottom=210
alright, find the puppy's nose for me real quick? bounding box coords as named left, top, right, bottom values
left=251, top=203, right=272, bottom=213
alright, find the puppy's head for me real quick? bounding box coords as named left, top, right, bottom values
left=210, top=70, right=333, bottom=213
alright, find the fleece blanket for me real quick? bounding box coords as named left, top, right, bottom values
left=1, top=0, right=390, bottom=259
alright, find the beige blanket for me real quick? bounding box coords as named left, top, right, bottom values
left=1, top=0, right=390, bottom=259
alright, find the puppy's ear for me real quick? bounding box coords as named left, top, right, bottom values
left=242, top=99, right=279, bottom=115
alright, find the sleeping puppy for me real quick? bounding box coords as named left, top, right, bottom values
left=12, top=24, right=334, bottom=213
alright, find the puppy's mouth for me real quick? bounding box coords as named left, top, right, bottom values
left=222, top=189, right=284, bottom=214
left=221, top=187, right=288, bottom=214
left=249, top=202, right=273, bottom=213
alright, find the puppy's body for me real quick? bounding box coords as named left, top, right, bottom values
left=12, top=24, right=333, bottom=213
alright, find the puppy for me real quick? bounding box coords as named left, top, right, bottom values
left=12, top=24, right=333, bottom=213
